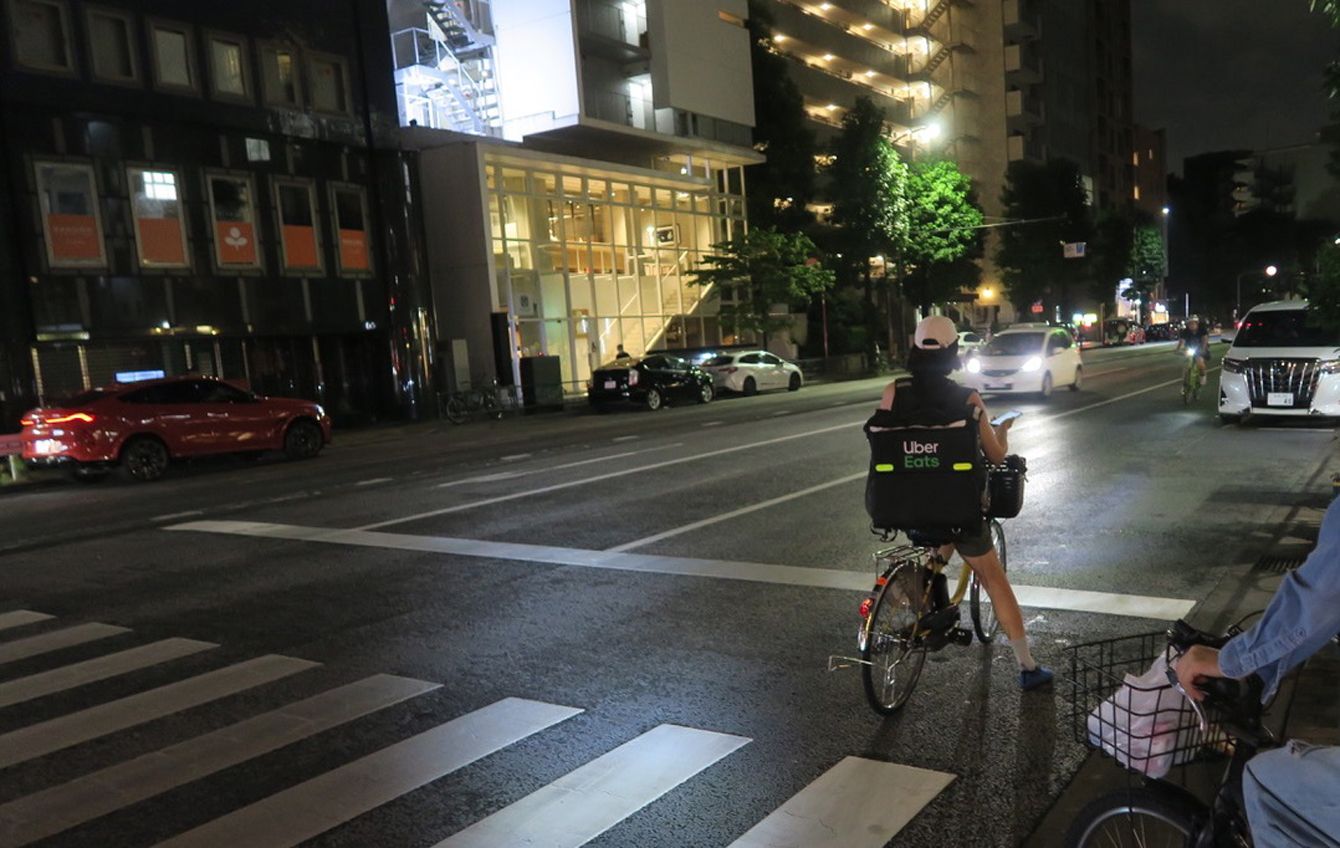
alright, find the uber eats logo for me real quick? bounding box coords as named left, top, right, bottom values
left=902, top=439, right=940, bottom=469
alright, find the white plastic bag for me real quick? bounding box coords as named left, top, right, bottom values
left=1086, top=654, right=1199, bottom=778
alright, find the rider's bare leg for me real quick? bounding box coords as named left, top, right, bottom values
left=959, top=547, right=1030, bottom=657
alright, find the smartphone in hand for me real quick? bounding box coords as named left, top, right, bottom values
left=990, top=410, right=1023, bottom=427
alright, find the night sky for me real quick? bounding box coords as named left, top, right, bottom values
left=1133, top=0, right=1340, bottom=171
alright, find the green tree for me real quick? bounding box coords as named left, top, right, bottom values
left=995, top=159, right=1094, bottom=317
left=902, top=159, right=985, bottom=312
left=1090, top=209, right=1135, bottom=302
left=744, top=0, right=816, bottom=229
left=1309, top=242, right=1340, bottom=334
left=1131, top=223, right=1165, bottom=285
left=691, top=228, right=835, bottom=348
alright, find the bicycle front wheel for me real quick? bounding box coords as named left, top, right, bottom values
left=861, top=571, right=927, bottom=715
left=444, top=396, right=468, bottom=425
left=970, top=519, right=1005, bottom=643
left=1063, top=787, right=1201, bottom=848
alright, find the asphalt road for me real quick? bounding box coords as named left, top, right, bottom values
left=1, top=342, right=1334, bottom=848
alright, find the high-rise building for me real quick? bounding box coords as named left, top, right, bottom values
left=390, top=0, right=762, bottom=396
left=1132, top=124, right=1168, bottom=218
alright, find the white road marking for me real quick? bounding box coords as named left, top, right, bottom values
left=0, top=638, right=216, bottom=709
left=151, top=510, right=204, bottom=522
left=0, top=623, right=130, bottom=665
left=609, top=472, right=865, bottom=553
left=168, top=521, right=1198, bottom=621
left=437, top=724, right=750, bottom=848
left=436, top=445, right=685, bottom=489
left=771, top=410, right=792, bottom=416
left=353, top=420, right=861, bottom=531
left=1018, top=370, right=1220, bottom=427
left=701, top=420, right=724, bottom=427
left=438, top=471, right=529, bottom=487
left=500, top=453, right=532, bottom=461
left=612, top=434, right=640, bottom=442
left=0, top=610, right=53, bottom=631
left=0, top=655, right=317, bottom=769
left=729, top=757, right=956, bottom=848
left=354, top=477, right=393, bottom=486
left=0, top=674, right=439, bottom=847
left=153, top=697, right=581, bottom=848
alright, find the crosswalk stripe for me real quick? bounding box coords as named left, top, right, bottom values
left=727, top=757, right=956, bottom=847
left=0, top=623, right=130, bottom=665
left=0, top=611, right=54, bottom=632
left=0, top=655, right=317, bottom=769
left=0, top=674, right=440, bottom=846
left=152, top=697, right=582, bottom=848
left=0, top=638, right=217, bottom=709
left=437, top=724, right=751, bottom=848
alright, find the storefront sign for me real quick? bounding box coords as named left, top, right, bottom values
left=47, top=213, right=103, bottom=263
left=282, top=224, right=319, bottom=269
left=136, top=217, right=187, bottom=266
left=338, top=229, right=369, bottom=271
left=215, top=221, right=258, bottom=266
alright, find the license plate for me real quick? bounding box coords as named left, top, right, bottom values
left=603, top=380, right=617, bottom=389
left=1267, top=392, right=1294, bottom=407
left=33, top=439, right=62, bottom=454
left=985, top=383, right=1011, bottom=390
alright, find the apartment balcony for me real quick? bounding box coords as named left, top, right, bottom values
left=1005, top=88, right=1042, bottom=127
left=575, top=0, right=650, bottom=63
left=1002, top=0, right=1039, bottom=39
left=1004, top=42, right=1043, bottom=83
left=1007, top=132, right=1044, bottom=163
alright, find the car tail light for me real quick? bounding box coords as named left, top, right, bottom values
left=45, top=412, right=95, bottom=424
left=858, top=597, right=874, bottom=618
left=628, top=369, right=639, bottom=386
left=19, top=415, right=34, bottom=427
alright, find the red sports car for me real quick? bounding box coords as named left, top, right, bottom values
left=20, top=376, right=331, bottom=482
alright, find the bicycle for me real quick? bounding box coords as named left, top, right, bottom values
left=829, top=515, right=1009, bottom=716
left=440, top=384, right=504, bottom=425
left=1181, top=346, right=1206, bottom=405
left=1061, top=620, right=1273, bottom=847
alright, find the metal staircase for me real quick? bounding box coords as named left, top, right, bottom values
left=912, top=41, right=969, bottom=80
left=390, top=2, right=502, bottom=136
left=909, top=0, right=973, bottom=36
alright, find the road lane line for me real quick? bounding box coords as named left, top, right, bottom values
left=168, top=521, right=1197, bottom=621
left=701, top=420, right=724, bottom=427
left=608, top=472, right=865, bottom=552
left=771, top=410, right=792, bottom=416
left=0, top=623, right=130, bottom=665
left=0, top=638, right=217, bottom=709
left=352, top=420, right=861, bottom=531
left=729, top=757, right=956, bottom=848
left=1013, top=372, right=1216, bottom=428
left=0, top=655, right=318, bottom=769
left=152, top=697, right=582, bottom=848
left=612, top=434, right=640, bottom=442
left=435, top=445, right=685, bottom=489
left=437, top=724, right=750, bottom=848
left=501, top=453, right=532, bottom=461
left=0, top=674, right=439, bottom=846
left=152, top=510, right=204, bottom=523
left=0, top=611, right=53, bottom=632
left=354, top=477, right=393, bottom=486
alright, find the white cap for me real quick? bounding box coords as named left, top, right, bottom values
left=914, top=315, right=958, bottom=350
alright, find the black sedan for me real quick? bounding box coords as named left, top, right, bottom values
left=588, top=354, right=714, bottom=411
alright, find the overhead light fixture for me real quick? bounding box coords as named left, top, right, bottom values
left=865, top=69, right=876, bottom=77
left=863, top=22, right=874, bottom=30
left=819, top=2, right=832, bottom=9
left=823, top=53, right=835, bottom=61
left=773, top=33, right=786, bottom=42
left=826, top=103, right=839, bottom=110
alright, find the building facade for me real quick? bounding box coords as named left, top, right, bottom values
left=0, top=0, right=434, bottom=428
left=390, top=0, right=760, bottom=396
left=1132, top=124, right=1167, bottom=218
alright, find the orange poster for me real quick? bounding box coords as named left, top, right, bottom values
left=47, top=213, right=103, bottom=263
left=136, top=217, right=187, bottom=266
left=338, top=229, right=369, bottom=271
left=215, top=221, right=258, bottom=266
left=281, top=224, right=319, bottom=269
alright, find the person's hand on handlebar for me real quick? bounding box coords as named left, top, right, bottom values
left=1175, top=644, right=1225, bottom=702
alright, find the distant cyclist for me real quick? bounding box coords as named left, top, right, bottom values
left=1176, top=315, right=1211, bottom=379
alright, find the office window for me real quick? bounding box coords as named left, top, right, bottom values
left=9, top=0, right=73, bottom=73
left=127, top=166, right=189, bottom=268
left=309, top=54, right=348, bottom=113
left=274, top=180, right=321, bottom=273
left=331, top=185, right=370, bottom=274
left=260, top=43, right=301, bottom=107
left=208, top=34, right=249, bottom=99
left=149, top=20, right=195, bottom=91
left=87, top=7, right=137, bottom=82
left=207, top=174, right=259, bottom=269
left=35, top=161, right=105, bottom=268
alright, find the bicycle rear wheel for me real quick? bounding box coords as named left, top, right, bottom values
left=1063, top=787, right=1201, bottom=848
left=444, top=396, right=468, bottom=425
left=970, top=519, right=1005, bottom=643
left=861, top=568, right=927, bottom=715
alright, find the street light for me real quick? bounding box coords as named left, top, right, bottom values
left=1266, top=265, right=1278, bottom=277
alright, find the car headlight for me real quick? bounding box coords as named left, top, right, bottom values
left=314, top=405, right=326, bottom=418
left=1222, top=358, right=1246, bottom=374
left=966, top=358, right=981, bottom=373
left=1321, top=359, right=1340, bottom=375
left=1021, top=356, right=1042, bottom=372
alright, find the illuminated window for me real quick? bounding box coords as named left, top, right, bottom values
left=35, top=160, right=105, bottom=268
left=8, top=0, right=73, bottom=74
left=260, top=43, right=301, bottom=107
left=1133, top=185, right=1141, bottom=200
left=128, top=167, right=189, bottom=268
left=149, top=20, right=196, bottom=91
left=1132, top=152, right=1139, bottom=166
left=717, top=9, right=744, bottom=26
left=208, top=34, right=249, bottom=99
left=87, top=6, right=137, bottom=83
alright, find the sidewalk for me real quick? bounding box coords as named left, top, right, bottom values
left=1025, top=466, right=1339, bottom=845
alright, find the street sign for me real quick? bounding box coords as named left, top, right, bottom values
left=1063, top=242, right=1087, bottom=259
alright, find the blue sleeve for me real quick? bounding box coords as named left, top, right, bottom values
left=1219, top=498, right=1340, bottom=681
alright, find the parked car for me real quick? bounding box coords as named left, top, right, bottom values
left=20, top=376, right=331, bottom=482
left=1218, top=300, right=1340, bottom=423
left=699, top=350, right=803, bottom=395
left=588, top=354, right=714, bottom=411
left=963, top=326, right=1083, bottom=397
left=957, top=331, right=986, bottom=354
left=1144, top=324, right=1174, bottom=342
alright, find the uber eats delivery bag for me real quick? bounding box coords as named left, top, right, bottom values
left=864, top=404, right=987, bottom=530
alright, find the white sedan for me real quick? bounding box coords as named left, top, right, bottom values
left=700, top=351, right=804, bottom=395
left=962, top=327, right=1083, bottom=397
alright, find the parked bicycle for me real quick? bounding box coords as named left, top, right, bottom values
left=439, top=382, right=512, bottom=425
left=1061, top=619, right=1272, bottom=847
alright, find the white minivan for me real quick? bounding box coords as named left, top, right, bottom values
left=1218, top=300, right=1340, bottom=423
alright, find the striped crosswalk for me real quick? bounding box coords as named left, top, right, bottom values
left=0, top=609, right=958, bottom=847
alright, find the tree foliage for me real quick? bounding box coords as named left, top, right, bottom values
left=691, top=228, right=835, bottom=345
left=828, top=97, right=909, bottom=290
left=995, top=159, right=1094, bottom=316
left=1090, top=209, right=1135, bottom=301
left=902, top=159, right=984, bottom=310
left=743, top=0, right=816, bottom=229
left=1309, top=242, right=1340, bottom=335
left=1131, top=223, right=1165, bottom=283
